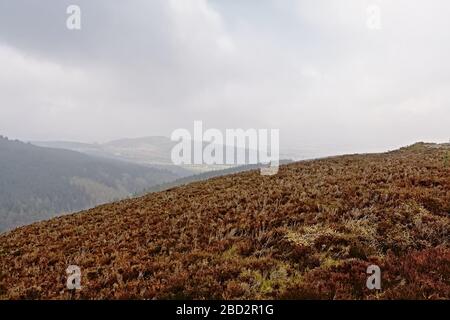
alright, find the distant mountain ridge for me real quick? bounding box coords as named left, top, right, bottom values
left=32, top=136, right=175, bottom=165
left=0, top=136, right=181, bottom=232
left=32, top=136, right=197, bottom=177
left=32, top=136, right=270, bottom=174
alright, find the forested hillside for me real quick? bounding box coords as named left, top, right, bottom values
left=0, top=136, right=179, bottom=232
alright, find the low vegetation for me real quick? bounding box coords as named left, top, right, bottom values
left=0, top=143, right=449, bottom=299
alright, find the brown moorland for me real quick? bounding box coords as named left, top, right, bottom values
left=0, top=143, right=449, bottom=299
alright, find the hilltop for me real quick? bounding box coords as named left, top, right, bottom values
left=0, top=143, right=449, bottom=299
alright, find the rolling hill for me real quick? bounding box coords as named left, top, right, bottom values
left=32, top=136, right=231, bottom=174
left=32, top=136, right=297, bottom=174
left=0, top=143, right=449, bottom=299
left=0, top=136, right=180, bottom=232
left=31, top=137, right=194, bottom=176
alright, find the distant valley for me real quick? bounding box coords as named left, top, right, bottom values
left=0, top=136, right=289, bottom=233
left=0, top=136, right=181, bottom=232
left=31, top=136, right=315, bottom=174
left=32, top=136, right=232, bottom=175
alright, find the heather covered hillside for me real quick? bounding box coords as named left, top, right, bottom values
left=0, top=143, right=449, bottom=299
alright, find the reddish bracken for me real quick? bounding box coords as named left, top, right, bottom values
left=0, top=143, right=449, bottom=299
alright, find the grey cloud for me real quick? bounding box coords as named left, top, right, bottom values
left=0, top=0, right=448, bottom=154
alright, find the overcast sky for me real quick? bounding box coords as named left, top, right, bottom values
left=0, top=0, right=449, bottom=155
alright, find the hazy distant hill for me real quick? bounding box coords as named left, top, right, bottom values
left=0, top=136, right=180, bottom=232
left=32, top=136, right=184, bottom=170
left=32, top=136, right=284, bottom=174
left=1, top=143, right=448, bottom=299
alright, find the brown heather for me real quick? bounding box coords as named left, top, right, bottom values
left=0, top=143, right=449, bottom=300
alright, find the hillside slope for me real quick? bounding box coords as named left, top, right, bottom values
left=0, top=143, right=449, bottom=299
left=0, top=137, right=180, bottom=232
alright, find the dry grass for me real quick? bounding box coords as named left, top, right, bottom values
left=0, top=143, right=449, bottom=299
